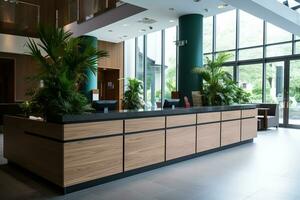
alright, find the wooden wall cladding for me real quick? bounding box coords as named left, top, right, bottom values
left=197, top=123, right=220, bottom=152
left=98, top=41, right=124, bottom=109
left=197, top=112, right=221, bottom=124
left=241, top=118, right=257, bottom=141
left=98, top=41, right=123, bottom=70
left=167, top=114, right=196, bottom=128
left=222, top=110, right=241, bottom=121
left=242, top=109, right=257, bottom=118
left=64, top=120, right=123, bottom=140
left=0, top=0, right=56, bottom=37
left=221, top=120, right=241, bottom=146
left=125, top=130, right=165, bottom=171
left=64, top=136, right=123, bottom=187
left=166, top=126, right=196, bottom=160
left=0, top=53, right=39, bottom=102
left=125, top=117, right=165, bottom=133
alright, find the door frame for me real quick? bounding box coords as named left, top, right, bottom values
left=0, top=57, right=16, bottom=103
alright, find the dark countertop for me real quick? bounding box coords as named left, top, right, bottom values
left=48, top=104, right=257, bottom=124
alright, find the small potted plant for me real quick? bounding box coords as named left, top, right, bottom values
left=123, top=78, right=145, bottom=110
left=193, top=53, right=250, bottom=106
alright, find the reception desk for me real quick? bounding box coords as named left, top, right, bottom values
left=3, top=104, right=257, bottom=193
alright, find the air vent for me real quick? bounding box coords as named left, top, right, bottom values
left=137, top=17, right=157, bottom=24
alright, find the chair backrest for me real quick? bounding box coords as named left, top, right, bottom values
left=257, top=103, right=278, bottom=116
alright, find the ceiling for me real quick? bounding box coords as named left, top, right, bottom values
left=87, top=0, right=234, bottom=43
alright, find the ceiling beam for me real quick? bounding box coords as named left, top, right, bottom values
left=223, top=0, right=300, bottom=36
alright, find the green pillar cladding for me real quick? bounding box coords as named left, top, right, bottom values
left=79, top=35, right=98, bottom=102
left=178, top=14, right=203, bottom=104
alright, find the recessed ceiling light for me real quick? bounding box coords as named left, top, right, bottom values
left=123, top=35, right=128, bottom=38
left=169, top=8, right=175, bottom=11
left=169, top=20, right=175, bottom=23
left=218, top=3, right=228, bottom=9
left=108, top=30, right=113, bottom=32
left=204, top=8, right=208, bottom=12
left=139, top=29, right=146, bottom=32
left=123, top=24, right=129, bottom=27
left=193, top=0, right=201, bottom=2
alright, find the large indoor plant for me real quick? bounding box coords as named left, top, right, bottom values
left=123, top=78, right=144, bottom=110
left=194, top=53, right=250, bottom=106
left=24, top=25, right=108, bottom=118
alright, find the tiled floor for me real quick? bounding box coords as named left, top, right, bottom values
left=1, top=128, right=300, bottom=200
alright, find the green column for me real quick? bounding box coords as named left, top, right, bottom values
left=79, top=36, right=98, bottom=102
left=178, top=14, right=203, bottom=104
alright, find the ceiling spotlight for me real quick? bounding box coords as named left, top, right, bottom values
left=204, top=8, right=208, bottom=12
left=193, top=0, right=201, bottom=2
left=218, top=3, right=228, bottom=9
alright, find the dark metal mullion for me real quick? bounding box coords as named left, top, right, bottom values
left=135, top=37, right=138, bottom=78
left=292, top=34, right=296, bottom=55
left=284, top=60, right=290, bottom=126
left=234, top=9, right=239, bottom=82
left=143, top=35, right=147, bottom=103
left=161, top=30, right=166, bottom=106
left=176, top=25, right=179, bottom=90
left=212, top=15, right=217, bottom=61
left=262, top=20, right=267, bottom=103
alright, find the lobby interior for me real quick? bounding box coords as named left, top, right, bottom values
left=1, top=0, right=300, bottom=199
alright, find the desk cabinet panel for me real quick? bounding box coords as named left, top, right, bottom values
left=197, top=123, right=220, bottom=152
left=125, top=131, right=165, bottom=171
left=241, top=118, right=257, bottom=141
left=64, top=136, right=123, bottom=187
left=166, top=127, right=196, bottom=160
left=221, top=120, right=240, bottom=146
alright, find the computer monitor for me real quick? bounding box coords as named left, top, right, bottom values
left=163, top=99, right=180, bottom=109
left=92, top=100, right=118, bottom=112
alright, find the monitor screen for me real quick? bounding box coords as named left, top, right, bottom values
left=92, top=100, right=118, bottom=112
left=163, top=99, right=180, bottom=109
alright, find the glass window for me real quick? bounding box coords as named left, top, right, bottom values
left=289, top=60, right=300, bottom=125
left=222, top=66, right=234, bottom=78
left=267, top=23, right=292, bottom=44
left=239, top=10, right=263, bottom=48
left=266, top=43, right=292, bottom=57
left=295, top=41, right=300, bottom=54
left=136, top=36, right=144, bottom=82
left=239, top=48, right=263, bottom=60
left=203, top=16, right=213, bottom=53
left=266, top=62, right=284, bottom=123
left=216, top=51, right=236, bottom=62
left=203, top=54, right=212, bottom=64
left=124, top=38, right=135, bottom=79
left=146, top=31, right=162, bottom=108
left=239, top=64, right=263, bottom=103
left=216, top=10, right=236, bottom=51
left=164, top=27, right=177, bottom=99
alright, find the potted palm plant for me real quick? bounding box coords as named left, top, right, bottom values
left=123, top=78, right=145, bottom=110
left=24, top=25, right=108, bottom=119
left=194, top=53, right=250, bottom=106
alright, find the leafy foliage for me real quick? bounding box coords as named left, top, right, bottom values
left=24, top=25, right=108, bottom=118
left=193, top=53, right=251, bottom=106
left=123, top=78, right=145, bottom=110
